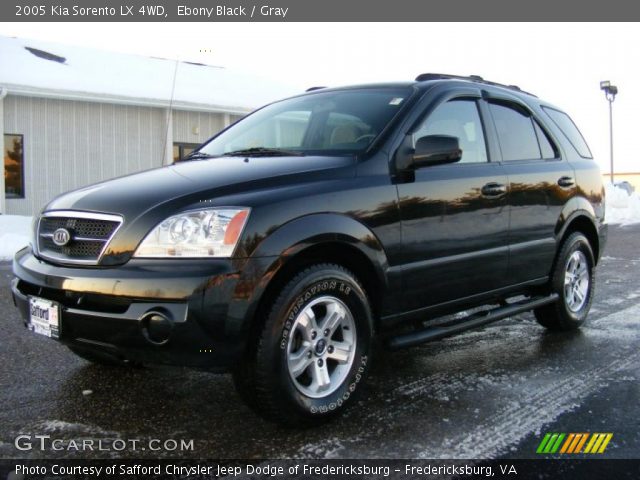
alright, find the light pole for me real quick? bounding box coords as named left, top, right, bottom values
left=600, top=81, right=618, bottom=185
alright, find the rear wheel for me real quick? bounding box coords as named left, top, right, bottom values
left=534, top=232, right=595, bottom=331
left=233, top=263, right=373, bottom=426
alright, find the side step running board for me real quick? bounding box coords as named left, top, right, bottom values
left=386, top=294, right=559, bottom=350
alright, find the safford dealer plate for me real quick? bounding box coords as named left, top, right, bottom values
left=28, top=297, right=61, bottom=339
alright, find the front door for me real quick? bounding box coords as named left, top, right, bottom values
left=397, top=97, right=510, bottom=311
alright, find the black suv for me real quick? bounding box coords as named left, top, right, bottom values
left=12, top=74, right=606, bottom=425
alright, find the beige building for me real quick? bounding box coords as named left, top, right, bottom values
left=1, top=36, right=295, bottom=215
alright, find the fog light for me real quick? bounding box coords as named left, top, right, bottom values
left=140, top=311, right=173, bottom=345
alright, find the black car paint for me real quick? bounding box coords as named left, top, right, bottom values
left=11, top=79, right=606, bottom=370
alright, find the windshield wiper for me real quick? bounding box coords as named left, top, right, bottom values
left=222, top=147, right=304, bottom=157
left=182, top=151, right=218, bottom=161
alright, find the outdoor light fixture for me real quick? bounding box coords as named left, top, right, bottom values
left=600, top=81, right=618, bottom=97
left=600, top=80, right=618, bottom=184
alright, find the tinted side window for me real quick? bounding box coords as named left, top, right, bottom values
left=413, top=99, right=488, bottom=164
left=542, top=107, right=593, bottom=158
left=489, top=102, right=540, bottom=161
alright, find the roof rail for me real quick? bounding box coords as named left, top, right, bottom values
left=414, top=73, right=536, bottom=97
left=306, top=86, right=326, bottom=92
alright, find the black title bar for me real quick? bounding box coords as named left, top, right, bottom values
left=2, top=459, right=640, bottom=480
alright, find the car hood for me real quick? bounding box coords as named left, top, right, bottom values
left=46, top=155, right=354, bottom=215
left=43, top=155, right=355, bottom=264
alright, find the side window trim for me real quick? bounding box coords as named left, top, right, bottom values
left=477, top=98, right=503, bottom=163
left=532, top=118, right=561, bottom=160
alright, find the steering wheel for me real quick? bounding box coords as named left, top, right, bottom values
left=355, top=134, right=376, bottom=143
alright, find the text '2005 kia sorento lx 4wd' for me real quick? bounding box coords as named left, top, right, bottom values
left=12, top=73, right=606, bottom=426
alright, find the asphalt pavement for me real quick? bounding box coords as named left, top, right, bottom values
left=1, top=224, right=639, bottom=460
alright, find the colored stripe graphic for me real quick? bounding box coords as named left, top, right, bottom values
left=544, top=434, right=558, bottom=453
left=584, top=433, right=599, bottom=453
left=536, top=433, right=552, bottom=454
left=537, top=433, right=613, bottom=454
left=598, top=434, right=613, bottom=453
left=560, top=433, right=575, bottom=453
left=550, top=433, right=566, bottom=453
left=573, top=433, right=589, bottom=453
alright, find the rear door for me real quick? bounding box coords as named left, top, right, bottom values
left=485, top=97, right=576, bottom=284
left=397, top=92, right=510, bottom=311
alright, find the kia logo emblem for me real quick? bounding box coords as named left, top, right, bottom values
left=52, top=228, right=71, bottom=246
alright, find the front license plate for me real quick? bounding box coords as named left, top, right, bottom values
left=28, top=296, right=61, bottom=339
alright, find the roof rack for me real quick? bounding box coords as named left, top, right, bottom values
left=414, top=73, right=536, bottom=97
left=306, top=86, right=326, bottom=92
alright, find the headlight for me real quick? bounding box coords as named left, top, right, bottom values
left=134, top=208, right=250, bottom=258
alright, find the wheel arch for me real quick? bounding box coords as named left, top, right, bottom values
left=557, top=211, right=600, bottom=264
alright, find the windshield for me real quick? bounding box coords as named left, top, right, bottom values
left=197, top=88, right=413, bottom=157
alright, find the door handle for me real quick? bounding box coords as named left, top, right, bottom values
left=557, top=176, right=575, bottom=188
left=481, top=182, right=507, bottom=197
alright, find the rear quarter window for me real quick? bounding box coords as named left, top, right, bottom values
left=542, top=107, right=593, bottom=158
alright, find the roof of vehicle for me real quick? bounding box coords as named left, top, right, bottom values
left=303, top=74, right=541, bottom=104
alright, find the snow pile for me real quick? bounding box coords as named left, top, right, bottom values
left=605, top=183, right=640, bottom=225
left=0, top=215, right=32, bottom=261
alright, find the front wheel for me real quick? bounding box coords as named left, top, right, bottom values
left=233, top=263, right=373, bottom=426
left=534, top=232, right=595, bottom=331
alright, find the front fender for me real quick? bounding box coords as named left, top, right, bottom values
left=226, top=214, right=390, bottom=339
left=253, top=213, right=388, bottom=270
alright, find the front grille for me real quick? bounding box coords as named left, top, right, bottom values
left=39, top=217, right=119, bottom=240
left=37, top=211, right=122, bottom=265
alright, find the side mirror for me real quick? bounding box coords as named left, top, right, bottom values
left=412, top=135, right=462, bottom=168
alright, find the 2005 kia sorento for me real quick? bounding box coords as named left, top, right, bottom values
left=12, top=74, right=606, bottom=425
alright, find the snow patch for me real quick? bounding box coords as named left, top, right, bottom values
left=605, top=183, right=640, bottom=225
left=0, top=215, right=32, bottom=261
left=33, top=419, right=116, bottom=436
left=297, top=438, right=345, bottom=458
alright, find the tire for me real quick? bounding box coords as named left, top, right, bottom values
left=67, top=345, right=141, bottom=367
left=534, top=232, right=595, bottom=331
left=233, top=263, right=373, bottom=426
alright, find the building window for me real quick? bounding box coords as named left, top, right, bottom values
left=4, top=134, right=25, bottom=198
left=173, top=142, right=200, bottom=163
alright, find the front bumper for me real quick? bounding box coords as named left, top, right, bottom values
left=11, top=248, right=272, bottom=371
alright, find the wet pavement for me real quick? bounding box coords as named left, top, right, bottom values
left=1, top=224, right=639, bottom=460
